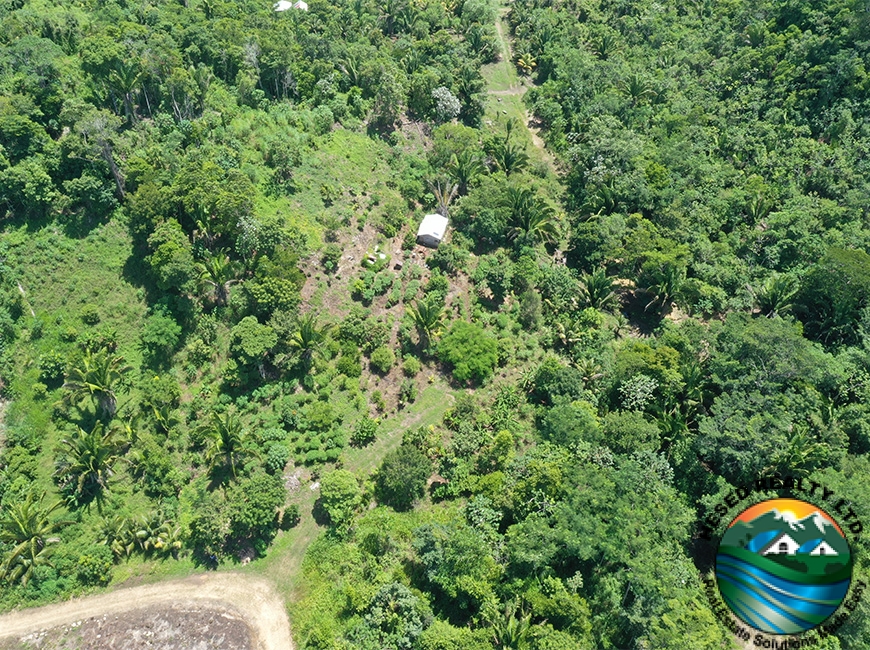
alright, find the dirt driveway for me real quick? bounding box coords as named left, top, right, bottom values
left=0, top=573, right=293, bottom=650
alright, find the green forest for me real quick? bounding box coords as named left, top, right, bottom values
left=0, top=0, right=869, bottom=646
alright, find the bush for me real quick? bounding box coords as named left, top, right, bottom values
left=370, top=345, right=396, bottom=374
left=31, top=382, right=48, bottom=400
left=79, top=304, right=100, bottom=325
left=77, top=544, right=114, bottom=586
left=140, top=308, right=182, bottom=366
left=280, top=504, right=301, bottom=530
left=265, top=442, right=290, bottom=473
left=322, top=243, right=342, bottom=273
left=351, top=416, right=379, bottom=447
left=426, top=244, right=468, bottom=276
left=437, top=321, right=499, bottom=385
left=399, top=379, right=418, bottom=406
left=402, top=356, right=422, bottom=377
left=38, top=350, right=66, bottom=383
left=336, top=350, right=363, bottom=377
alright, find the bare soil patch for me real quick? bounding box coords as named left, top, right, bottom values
left=2, top=604, right=252, bottom=650
left=0, top=573, right=292, bottom=650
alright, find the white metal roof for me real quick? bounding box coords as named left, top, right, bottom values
left=417, top=213, right=448, bottom=240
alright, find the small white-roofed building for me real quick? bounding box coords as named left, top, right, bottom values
left=416, top=214, right=449, bottom=248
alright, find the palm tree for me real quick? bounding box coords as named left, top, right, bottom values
left=579, top=268, right=618, bottom=311
left=0, top=492, right=69, bottom=586
left=197, top=249, right=241, bottom=307
left=63, top=349, right=131, bottom=419
left=289, top=314, right=332, bottom=370
left=448, top=150, right=486, bottom=195
left=505, top=187, right=557, bottom=244
left=591, top=30, right=621, bottom=60
left=339, top=54, right=363, bottom=88
left=575, top=357, right=604, bottom=389
left=55, top=423, right=121, bottom=506
left=405, top=295, right=445, bottom=352
left=749, top=274, right=798, bottom=318
left=99, top=514, right=138, bottom=559
left=746, top=191, right=774, bottom=223
left=490, top=139, right=530, bottom=176
left=763, top=427, right=827, bottom=478
left=644, top=264, right=684, bottom=312
left=130, top=513, right=182, bottom=558
left=516, top=52, right=537, bottom=75
left=428, top=178, right=459, bottom=218
left=620, top=72, right=657, bottom=105
left=489, top=119, right=530, bottom=177
left=487, top=599, right=532, bottom=649
left=107, top=60, right=143, bottom=123
left=200, top=410, right=254, bottom=479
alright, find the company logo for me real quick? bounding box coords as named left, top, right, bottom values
left=715, top=497, right=853, bottom=635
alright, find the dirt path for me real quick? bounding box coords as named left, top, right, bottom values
left=488, top=5, right=558, bottom=172
left=0, top=573, right=293, bottom=650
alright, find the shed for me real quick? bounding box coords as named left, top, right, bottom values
left=416, top=214, right=449, bottom=248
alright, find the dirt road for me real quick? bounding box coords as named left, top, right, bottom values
left=0, top=573, right=293, bottom=650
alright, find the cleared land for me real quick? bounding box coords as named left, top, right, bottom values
left=0, top=574, right=291, bottom=650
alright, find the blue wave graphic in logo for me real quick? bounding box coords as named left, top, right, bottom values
left=716, top=551, right=850, bottom=634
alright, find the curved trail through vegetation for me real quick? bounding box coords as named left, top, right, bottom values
left=0, top=573, right=293, bottom=650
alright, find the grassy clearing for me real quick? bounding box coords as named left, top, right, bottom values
left=248, top=379, right=454, bottom=609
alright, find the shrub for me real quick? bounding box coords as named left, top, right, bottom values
left=281, top=504, right=301, bottom=530
left=351, top=416, right=379, bottom=447
left=38, top=350, right=66, bottom=383
left=402, top=356, right=422, bottom=377
left=399, top=379, right=418, bottom=406
left=77, top=544, right=114, bottom=586
left=437, top=321, right=499, bottom=385
left=370, top=345, right=395, bottom=374
left=80, top=304, right=100, bottom=325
